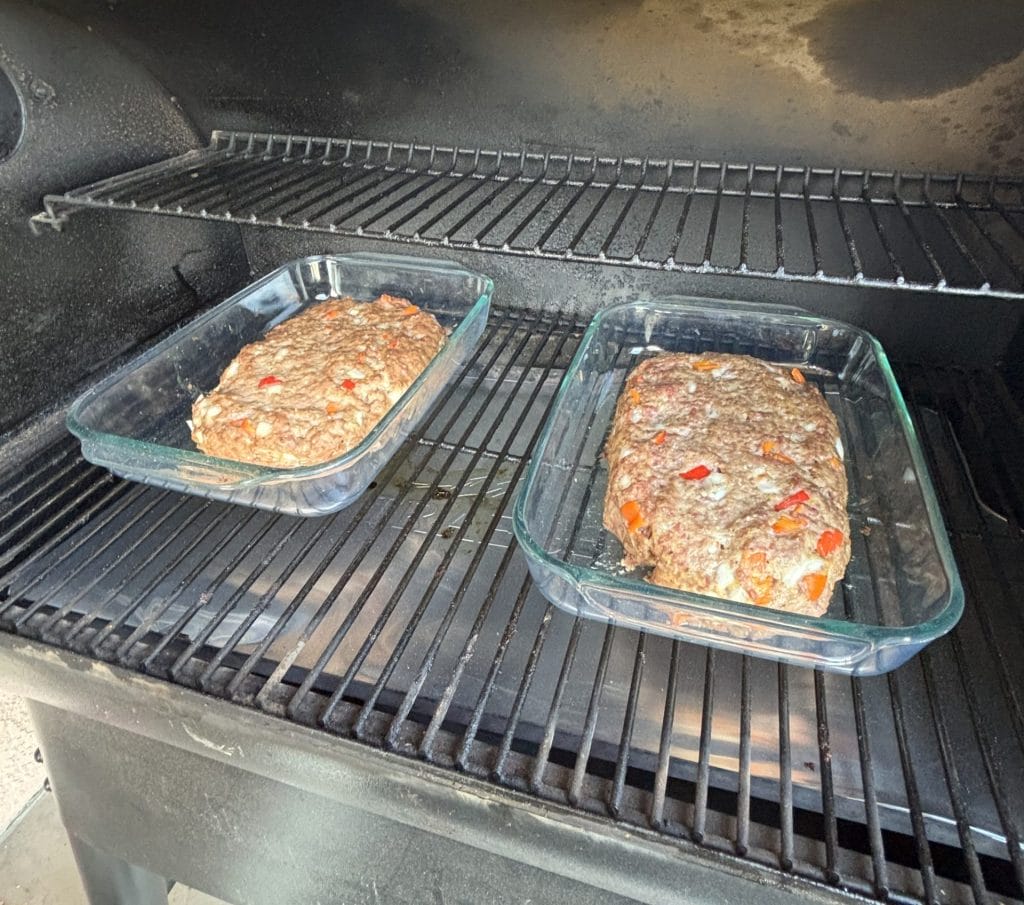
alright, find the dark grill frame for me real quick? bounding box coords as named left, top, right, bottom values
left=2, top=302, right=1023, bottom=904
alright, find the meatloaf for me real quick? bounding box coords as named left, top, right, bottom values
left=190, top=294, right=446, bottom=468
left=603, top=352, right=850, bottom=616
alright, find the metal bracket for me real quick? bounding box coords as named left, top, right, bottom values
left=29, top=199, right=70, bottom=235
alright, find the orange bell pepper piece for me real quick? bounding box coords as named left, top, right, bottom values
left=772, top=514, right=807, bottom=534
left=620, top=500, right=645, bottom=531
left=817, top=530, right=844, bottom=557
left=801, top=572, right=827, bottom=601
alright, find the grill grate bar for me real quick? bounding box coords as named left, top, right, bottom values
left=275, top=162, right=385, bottom=225
left=492, top=604, right=556, bottom=780
left=87, top=503, right=231, bottom=655
left=901, top=370, right=1024, bottom=895
left=924, top=183, right=989, bottom=289
left=139, top=514, right=285, bottom=672
left=600, top=160, right=646, bottom=258
left=384, top=154, right=482, bottom=235
left=568, top=623, right=615, bottom=807
left=633, top=161, right=674, bottom=261
left=850, top=679, right=889, bottom=897
left=453, top=570, right=533, bottom=771
left=609, top=632, right=647, bottom=820
left=735, top=656, right=753, bottom=854
left=528, top=615, right=583, bottom=792
left=701, top=164, right=727, bottom=268
left=414, top=158, right=502, bottom=238
left=860, top=182, right=904, bottom=283
left=38, top=131, right=1024, bottom=297
left=357, top=156, right=460, bottom=235
left=651, top=639, right=682, bottom=830
left=773, top=167, right=786, bottom=275
left=813, top=671, right=841, bottom=885
left=294, top=317, right=530, bottom=703
left=535, top=168, right=596, bottom=252
left=691, top=648, right=717, bottom=841
left=496, top=165, right=573, bottom=250
left=777, top=663, right=795, bottom=871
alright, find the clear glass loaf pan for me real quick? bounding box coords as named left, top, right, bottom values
left=513, top=298, right=963, bottom=675
left=67, top=254, right=493, bottom=516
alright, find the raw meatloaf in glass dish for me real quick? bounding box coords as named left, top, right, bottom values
left=513, top=298, right=963, bottom=675
left=603, top=351, right=851, bottom=617
left=191, top=294, right=446, bottom=468
left=67, top=254, right=493, bottom=516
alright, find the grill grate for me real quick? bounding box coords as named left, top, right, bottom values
left=33, top=131, right=1024, bottom=300
left=2, top=308, right=1023, bottom=903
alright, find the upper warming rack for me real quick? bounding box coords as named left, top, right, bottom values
left=33, top=130, right=1024, bottom=300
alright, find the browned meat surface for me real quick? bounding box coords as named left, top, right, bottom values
left=602, top=351, right=851, bottom=617
left=191, top=294, right=445, bottom=468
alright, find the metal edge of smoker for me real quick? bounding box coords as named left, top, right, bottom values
left=0, top=633, right=871, bottom=905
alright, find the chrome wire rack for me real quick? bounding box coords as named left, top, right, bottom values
left=34, top=131, right=1024, bottom=300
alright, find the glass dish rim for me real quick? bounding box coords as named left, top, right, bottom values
left=512, top=296, right=965, bottom=650
left=65, top=253, right=495, bottom=489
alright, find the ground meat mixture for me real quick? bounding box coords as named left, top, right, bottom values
left=603, top=352, right=851, bottom=617
left=191, top=294, right=446, bottom=468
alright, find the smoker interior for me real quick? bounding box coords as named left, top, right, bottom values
left=1, top=2, right=1024, bottom=904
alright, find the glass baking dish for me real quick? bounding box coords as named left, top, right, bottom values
left=67, top=253, right=493, bottom=516
left=513, top=298, right=963, bottom=675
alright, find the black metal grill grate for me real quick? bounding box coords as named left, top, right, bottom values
left=2, top=308, right=1023, bottom=904
left=34, top=131, right=1024, bottom=300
